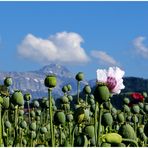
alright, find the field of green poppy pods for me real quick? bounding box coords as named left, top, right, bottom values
left=0, top=67, right=148, bottom=147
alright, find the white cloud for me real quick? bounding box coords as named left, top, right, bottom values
left=91, top=50, right=118, bottom=66
left=133, top=36, right=148, bottom=58
left=18, top=32, right=90, bottom=64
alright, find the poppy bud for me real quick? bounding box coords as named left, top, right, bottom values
left=83, top=85, right=91, bottom=94
left=67, top=84, right=72, bottom=91
left=94, top=83, right=110, bottom=104
left=123, top=97, right=130, bottom=105
left=20, top=120, right=27, bottom=129
left=61, top=96, right=69, bottom=104
left=29, top=122, right=36, bottom=131
left=4, top=77, right=12, bottom=87
left=62, top=86, right=68, bottom=93
left=131, top=104, right=140, bottom=114
left=11, top=90, right=24, bottom=106
left=75, top=72, right=84, bottom=81
left=5, top=121, right=11, bottom=129
left=84, top=125, right=94, bottom=139
left=40, top=127, right=47, bottom=134
left=54, top=111, right=66, bottom=125
left=102, top=112, right=113, bottom=127
left=2, top=96, right=9, bottom=109
left=24, top=93, right=32, bottom=101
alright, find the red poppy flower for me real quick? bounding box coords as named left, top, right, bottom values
left=130, top=93, right=144, bottom=102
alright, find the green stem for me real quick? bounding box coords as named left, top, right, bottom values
left=77, top=81, right=80, bottom=104
left=122, top=138, right=138, bottom=147
left=97, top=104, right=103, bottom=147
left=71, top=125, right=77, bottom=146
left=86, top=94, right=88, bottom=105
left=94, top=101, right=98, bottom=145
left=69, top=122, right=72, bottom=145
left=59, top=125, right=62, bottom=146
left=0, top=104, right=2, bottom=145
left=27, top=101, right=31, bottom=123
left=48, top=88, right=54, bottom=146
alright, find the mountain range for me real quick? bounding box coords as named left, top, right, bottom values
left=0, top=64, right=148, bottom=101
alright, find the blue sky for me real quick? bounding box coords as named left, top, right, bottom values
left=0, top=1, right=148, bottom=80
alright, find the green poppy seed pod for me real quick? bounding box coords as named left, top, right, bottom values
left=11, top=90, right=24, bottom=106
left=67, top=84, right=72, bottom=91
left=90, top=104, right=95, bottom=112
left=94, top=83, right=110, bottom=104
left=2, top=96, right=9, bottom=109
left=123, top=105, right=130, bottom=113
left=30, top=110, right=35, bottom=118
left=29, top=122, right=36, bottom=131
left=137, top=126, right=144, bottom=135
left=111, top=107, right=117, bottom=115
left=36, top=109, right=41, bottom=116
left=144, top=103, right=148, bottom=113
left=75, top=107, right=85, bottom=124
left=88, top=98, right=95, bottom=105
left=102, top=112, right=113, bottom=127
left=36, top=116, right=40, bottom=121
left=62, top=85, right=68, bottom=93
left=20, top=120, right=27, bottom=129
left=123, top=97, right=130, bottom=105
left=83, top=85, right=91, bottom=94
left=117, top=112, right=125, bottom=123
left=74, top=133, right=88, bottom=147
left=24, top=93, right=32, bottom=101
left=45, top=100, right=49, bottom=108
left=84, top=125, right=94, bottom=139
left=131, top=115, right=138, bottom=123
left=101, top=142, right=111, bottom=147
left=19, top=110, right=24, bottom=116
left=54, top=111, right=66, bottom=125
left=33, top=100, right=40, bottom=108
left=118, top=123, right=137, bottom=140
left=143, top=92, right=147, bottom=98
left=44, top=75, right=57, bottom=88
left=64, top=141, right=71, bottom=147
left=67, top=95, right=73, bottom=101
left=40, top=127, right=47, bottom=134
left=144, top=122, right=148, bottom=136
left=131, top=104, right=140, bottom=114
left=22, top=139, right=27, bottom=145
left=126, top=115, right=131, bottom=122
left=138, top=102, right=144, bottom=109
left=75, top=72, right=84, bottom=81
left=65, top=103, right=70, bottom=110
left=4, top=77, right=12, bottom=87
left=61, top=96, right=69, bottom=104
left=0, top=96, right=3, bottom=104
left=53, top=105, right=57, bottom=111
left=31, top=131, right=36, bottom=139
left=66, top=114, right=73, bottom=122
left=102, top=133, right=122, bottom=144
left=5, top=121, right=11, bottom=129
left=103, top=101, right=113, bottom=110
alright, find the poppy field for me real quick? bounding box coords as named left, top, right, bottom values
left=0, top=67, right=148, bottom=147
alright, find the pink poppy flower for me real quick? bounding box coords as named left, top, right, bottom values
left=96, top=67, right=125, bottom=95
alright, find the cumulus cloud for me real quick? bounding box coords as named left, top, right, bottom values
left=91, top=50, right=118, bottom=66
left=18, top=32, right=90, bottom=64
left=133, top=36, right=148, bottom=58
